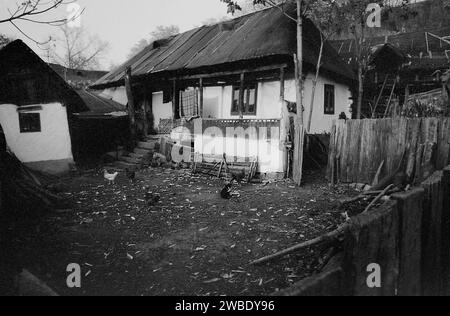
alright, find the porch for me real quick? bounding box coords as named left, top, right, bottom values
left=168, top=118, right=285, bottom=176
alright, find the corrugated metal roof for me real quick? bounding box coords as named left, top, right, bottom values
left=93, top=4, right=355, bottom=88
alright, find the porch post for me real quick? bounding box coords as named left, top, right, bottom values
left=404, top=84, right=410, bottom=109
left=199, top=78, right=204, bottom=118
left=125, top=67, right=137, bottom=149
left=280, top=67, right=285, bottom=101
left=142, top=89, right=149, bottom=137
left=279, top=67, right=289, bottom=178
left=147, top=90, right=154, bottom=134
left=172, top=80, right=179, bottom=120
left=239, top=73, right=245, bottom=119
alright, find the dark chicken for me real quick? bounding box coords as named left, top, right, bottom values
left=220, top=182, right=233, bottom=199
left=126, top=168, right=136, bottom=182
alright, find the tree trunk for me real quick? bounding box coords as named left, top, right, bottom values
left=307, top=36, right=324, bottom=134
left=356, top=64, right=364, bottom=119
left=293, top=0, right=304, bottom=186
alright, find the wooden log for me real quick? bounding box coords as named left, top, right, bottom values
left=251, top=224, right=349, bottom=266
left=217, top=161, right=223, bottom=178
left=363, top=184, right=395, bottom=214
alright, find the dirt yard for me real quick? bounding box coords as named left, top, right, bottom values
left=12, top=167, right=357, bottom=296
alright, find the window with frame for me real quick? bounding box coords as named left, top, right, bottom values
left=324, top=84, right=335, bottom=115
left=19, top=112, right=41, bottom=133
left=231, top=84, right=258, bottom=116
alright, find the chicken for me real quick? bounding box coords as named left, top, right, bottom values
left=220, top=182, right=233, bottom=199
left=104, top=169, right=119, bottom=185
left=231, top=169, right=246, bottom=184
left=126, top=168, right=136, bottom=182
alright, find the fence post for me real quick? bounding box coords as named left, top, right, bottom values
left=442, top=166, right=450, bottom=295
left=392, top=188, right=425, bottom=296
left=421, top=172, right=444, bottom=295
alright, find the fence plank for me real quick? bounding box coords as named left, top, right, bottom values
left=392, top=188, right=424, bottom=296
left=342, top=201, right=399, bottom=296
left=421, top=171, right=444, bottom=296
left=329, top=118, right=450, bottom=184
left=442, top=167, right=450, bottom=295
left=437, top=118, right=450, bottom=169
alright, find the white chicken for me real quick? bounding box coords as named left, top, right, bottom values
left=104, top=169, right=119, bottom=185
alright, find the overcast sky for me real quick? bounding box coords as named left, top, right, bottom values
left=0, top=0, right=233, bottom=69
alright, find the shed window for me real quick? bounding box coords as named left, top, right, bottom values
left=324, top=84, right=335, bottom=115
left=19, top=113, right=41, bottom=133
left=231, top=84, right=258, bottom=116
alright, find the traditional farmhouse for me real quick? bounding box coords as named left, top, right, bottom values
left=92, top=4, right=355, bottom=176
left=0, top=40, right=127, bottom=174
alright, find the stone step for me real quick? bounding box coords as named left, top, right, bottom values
left=134, top=147, right=154, bottom=156
left=129, top=152, right=145, bottom=159
left=138, top=141, right=156, bottom=150
left=146, top=135, right=161, bottom=141
left=120, top=155, right=142, bottom=165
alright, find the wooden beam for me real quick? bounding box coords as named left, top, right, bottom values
left=174, top=64, right=289, bottom=81
left=199, top=78, right=204, bottom=118
left=125, top=67, right=137, bottom=149
left=239, top=73, right=245, bottom=119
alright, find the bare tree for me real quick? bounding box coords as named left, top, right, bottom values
left=128, top=25, right=180, bottom=59
left=305, top=0, right=343, bottom=133
left=50, top=25, right=109, bottom=71
left=221, top=0, right=305, bottom=185
left=0, top=0, right=84, bottom=45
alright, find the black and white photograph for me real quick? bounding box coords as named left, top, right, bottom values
left=1, top=0, right=450, bottom=300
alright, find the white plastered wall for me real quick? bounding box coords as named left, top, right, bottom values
left=152, top=92, right=173, bottom=128
left=0, top=102, right=74, bottom=166
left=285, top=75, right=352, bottom=134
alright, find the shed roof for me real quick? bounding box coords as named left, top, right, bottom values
left=93, top=4, right=355, bottom=88
left=76, top=89, right=126, bottom=114
left=0, top=40, right=88, bottom=113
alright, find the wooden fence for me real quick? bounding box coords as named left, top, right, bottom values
left=275, top=166, right=450, bottom=296
left=328, top=118, right=450, bottom=185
